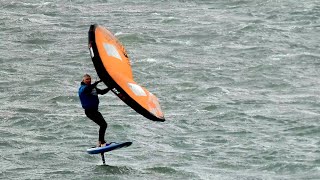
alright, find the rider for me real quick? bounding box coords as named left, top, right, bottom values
left=78, top=74, right=110, bottom=147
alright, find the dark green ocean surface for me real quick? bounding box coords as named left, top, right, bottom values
left=1, top=0, right=319, bottom=179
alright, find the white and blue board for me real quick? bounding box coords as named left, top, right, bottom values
left=87, top=142, right=132, bottom=154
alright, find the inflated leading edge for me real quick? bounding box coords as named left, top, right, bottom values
left=88, top=24, right=165, bottom=122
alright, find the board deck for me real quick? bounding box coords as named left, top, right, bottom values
left=87, top=142, right=132, bottom=154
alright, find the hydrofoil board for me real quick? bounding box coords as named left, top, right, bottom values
left=87, top=142, right=132, bottom=154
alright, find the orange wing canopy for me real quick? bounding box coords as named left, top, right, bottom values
left=88, top=24, right=165, bottom=122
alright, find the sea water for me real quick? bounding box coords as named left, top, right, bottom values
left=0, top=0, right=319, bottom=179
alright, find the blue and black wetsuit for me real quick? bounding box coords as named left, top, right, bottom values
left=78, top=80, right=110, bottom=144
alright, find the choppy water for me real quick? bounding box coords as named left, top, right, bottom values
left=1, top=0, right=320, bottom=179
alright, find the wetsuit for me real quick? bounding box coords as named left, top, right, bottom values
left=78, top=80, right=110, bottom=144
